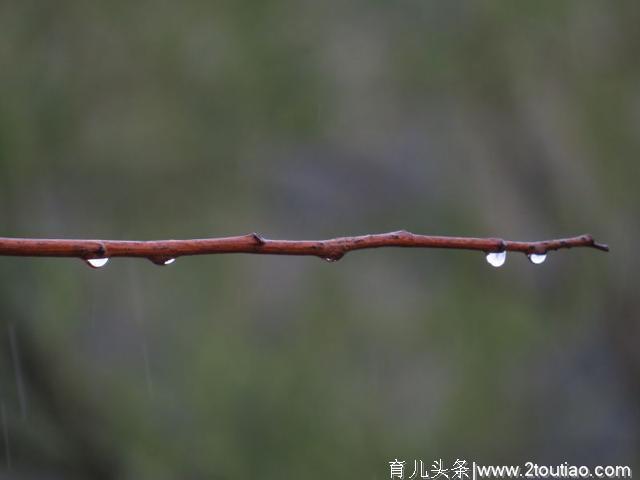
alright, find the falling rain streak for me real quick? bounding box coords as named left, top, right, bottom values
left=86, top=258, right=109, bottom=268
left=485, top=251, right=506, bottom=267
left=142, top=342, right=154, bottom=397
left=8, top=324, right=27, bottom=420
left=1, top=402, right=10, bottom=469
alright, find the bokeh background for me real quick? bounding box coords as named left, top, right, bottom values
left=1, top=1, right=639, bottom=478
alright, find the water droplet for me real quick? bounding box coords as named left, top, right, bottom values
left=528, top=253, right=547, bottom=264
left=485, top=251, right=506, bottom=267
left=149, top=256, right=176, bottom=266
left=86, top=257, right=109, bottom=268
left=322, top=253, right=344, bottom=263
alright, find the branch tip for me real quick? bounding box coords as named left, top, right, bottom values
left=583, top=234, right=609, bottom=252
left=592, top=241, right=610, bottom=252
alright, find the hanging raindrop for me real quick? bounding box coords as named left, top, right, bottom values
left=485, top=251, right=506, bottom=268
left=86, top=258, right=109, bottom=269
left=528, top=253, right=547, bottom=265
left=322, top=253, right=344, bottom=263
left=149, top=256, right=176, bottom=266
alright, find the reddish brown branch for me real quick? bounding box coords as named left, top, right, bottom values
left=0, top=232, right=608, bottom=264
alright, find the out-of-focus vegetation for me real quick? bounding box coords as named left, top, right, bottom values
left=1, top=1, right=638, bottom=478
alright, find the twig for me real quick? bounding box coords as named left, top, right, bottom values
left=0, top=232, right=608, bottom=265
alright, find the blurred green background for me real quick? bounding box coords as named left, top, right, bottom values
left=1, top=1, right=638, bottom=478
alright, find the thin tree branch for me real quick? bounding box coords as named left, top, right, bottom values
left=0, top=232, right=608, bottom=264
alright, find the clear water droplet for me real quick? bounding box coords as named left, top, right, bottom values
left=149, top=256, right=176, bottom=266
left=86, top=258, right=109, bottom=268
left=528, top=253, right=547, bottom=264
left=485, top=251, right=506, bottom=267
left=321, top=252, right=344, bottom=263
